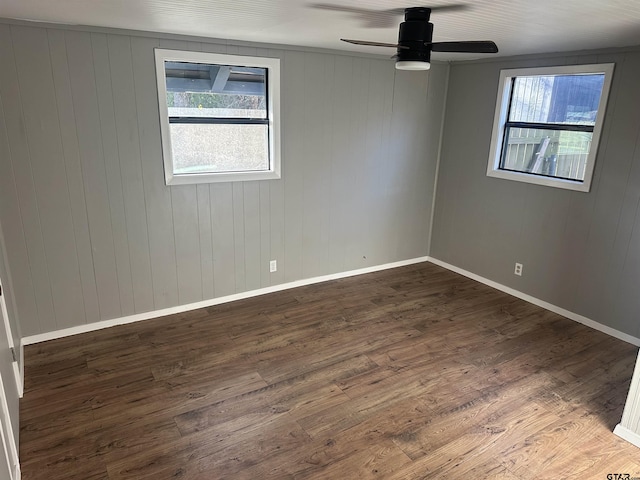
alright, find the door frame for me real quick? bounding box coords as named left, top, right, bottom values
left=0, top=373, right=19, bottom=479
left=0, top=277, right=22, bottom=398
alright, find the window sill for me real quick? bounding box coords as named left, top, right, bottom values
left=486, top=168, right=589, bottom=192
left=166, top=169, right=281, bottom=185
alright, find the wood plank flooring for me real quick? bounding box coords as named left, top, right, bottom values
left=20, top=262, right=640, bottom=479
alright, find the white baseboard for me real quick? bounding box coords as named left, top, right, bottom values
left=22, top=256, right=430, bottom=345
left=23, top=254, right=640, bottom=348
left=427, top=257, right=640, bottom=347
left=614, top=424, right=640, bottom=448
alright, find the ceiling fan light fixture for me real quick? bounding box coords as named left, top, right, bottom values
left=337, top=6, right=498, bottom=72
left=395, top=60, right=431, bottom=71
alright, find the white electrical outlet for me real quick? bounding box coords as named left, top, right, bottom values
left=514, top=262, right=523, bottom=276
left=269, top=260, right=277, bottom=273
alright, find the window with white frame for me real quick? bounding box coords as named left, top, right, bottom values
left=154, top=49, right=281, bottom=185
left=487, top=64, right=614, bottom=192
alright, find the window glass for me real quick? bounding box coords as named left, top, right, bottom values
left=170, top=124, right=269, bottom=174
left=500, top=128, right=592, bottom=181
left=155, top=50, right=280, bottom=185
left=486, top=64, right=614, bottom=192
left=509, top=74, right=605, bottom=125
left=165, top=62, right=267, bottom=119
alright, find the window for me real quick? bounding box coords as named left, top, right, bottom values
left=154, top=49, right=281, bottom=184
left=487, top=64, right=614, bottom=192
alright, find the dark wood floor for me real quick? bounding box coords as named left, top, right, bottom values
left=19, top=262, right=640, bottom=479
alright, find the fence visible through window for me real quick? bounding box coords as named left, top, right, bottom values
left=499, top=73, right=604, bottom=182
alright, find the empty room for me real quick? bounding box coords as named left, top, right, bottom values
left=1, top=0, right=640, bottom=478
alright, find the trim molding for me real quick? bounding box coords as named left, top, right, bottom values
left=13, top=344, right=23, bottom=399
left=0, top=374, right=19, bottom=480
left=22, top=254, right=640, bottom=348
left=427, top=63, right=450, bottom=253
left=614, top=424, right=640, bottom=449
left=22, top=256, right=430, bottom=345
left=428, top=257, right=640, bottom=347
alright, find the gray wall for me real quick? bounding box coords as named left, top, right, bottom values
left=431, top=48, right=640, bottom=338
left=0, top=21, right=448, bottom=337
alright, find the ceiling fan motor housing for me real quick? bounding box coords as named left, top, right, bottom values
left=397, top=7, right=433, bottom=63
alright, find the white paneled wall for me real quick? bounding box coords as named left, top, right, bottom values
left=616, top=352, right=640, bottom=447
left=0, top=21, right=448, bottom=336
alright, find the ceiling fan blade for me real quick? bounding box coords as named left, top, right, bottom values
left=429, top=41, right=498, bottom=53
left=384, top=4, right=468, bottom=15
left=341, top=39, right=407, bottom=49
left=313, top=4, right=468, bottom=28
left=312, top=4, right=398, bottom=28
left=312, top=4, right=374, bottom=15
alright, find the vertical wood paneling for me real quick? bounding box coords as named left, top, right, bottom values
left=0, top=23, right=445, bottom=336
left=610, top=61, right=640, bottom=334
left=238, top=46, right=263, bottom=292
left=387, top=69, right=411, bottom=262
left=301, top=53, right=332, bottom=278
left=357, top=58, right=378, bottom=266
left=434, top=61, right=519, bottom=275
left=172, top=186, right=203, bottom=304
left=589, top=52, right=640, bottom=330
left=91, top=32, right=135, bottom=317
left=364, top=59, right=395, bottom=265
left=243, top=182, right=261, bottom=292
left=370, top=60, right=395, bottom=264
left=259, top=181, right=271, bottom=288
left=376, top=60, right=398, bottom=263
left=232, top=183, right=246, bottom=292
left=573, top=53, right=640, bottom=319
left=423, top=63, right=449, bottom=254
left=211, top=184, right=236, bottom=297
left=0, top=25, right=52, bottom=335
left=614, top=194, right=640, bottom=336
left=5, top=19, right=640, bottom=342
left=396, top=70, right=432, bottom=261
left=409, top=72, right=432, bottom=257
left=197, top=185, right=215, bottom=299
left=0, top=61, right=38, bottom=338
left=11, top=25, right=85, bottom=330
left=130, top=36, right=179, bottom=309
left=268, top=172, right=285, bottom=286
left=517, top=186, right=573, bottom=304
left=65, top=30, right=122, bottom=321
left=344, top=58, right=370, bottom=271
left=431, top=49, right=640, bottom=339
left=327, top=55, right=353, bottom=273
left=266, top=48, right=285, bottom=287
left=385, top=68, right=410, bottom=261
left=107, top=34, right=154, bottom=314
left=47, top=30, right=101, bottom=325
left=282, top=50, right=305, bottom=283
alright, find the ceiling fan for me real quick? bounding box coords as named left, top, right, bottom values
left=317, top=5, right=498, bottom=71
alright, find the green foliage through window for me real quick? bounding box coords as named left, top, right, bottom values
left=167, top=92, right=265, bottom=111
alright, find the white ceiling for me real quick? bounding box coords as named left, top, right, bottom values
left=2, top=1, right=640, bottom=61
